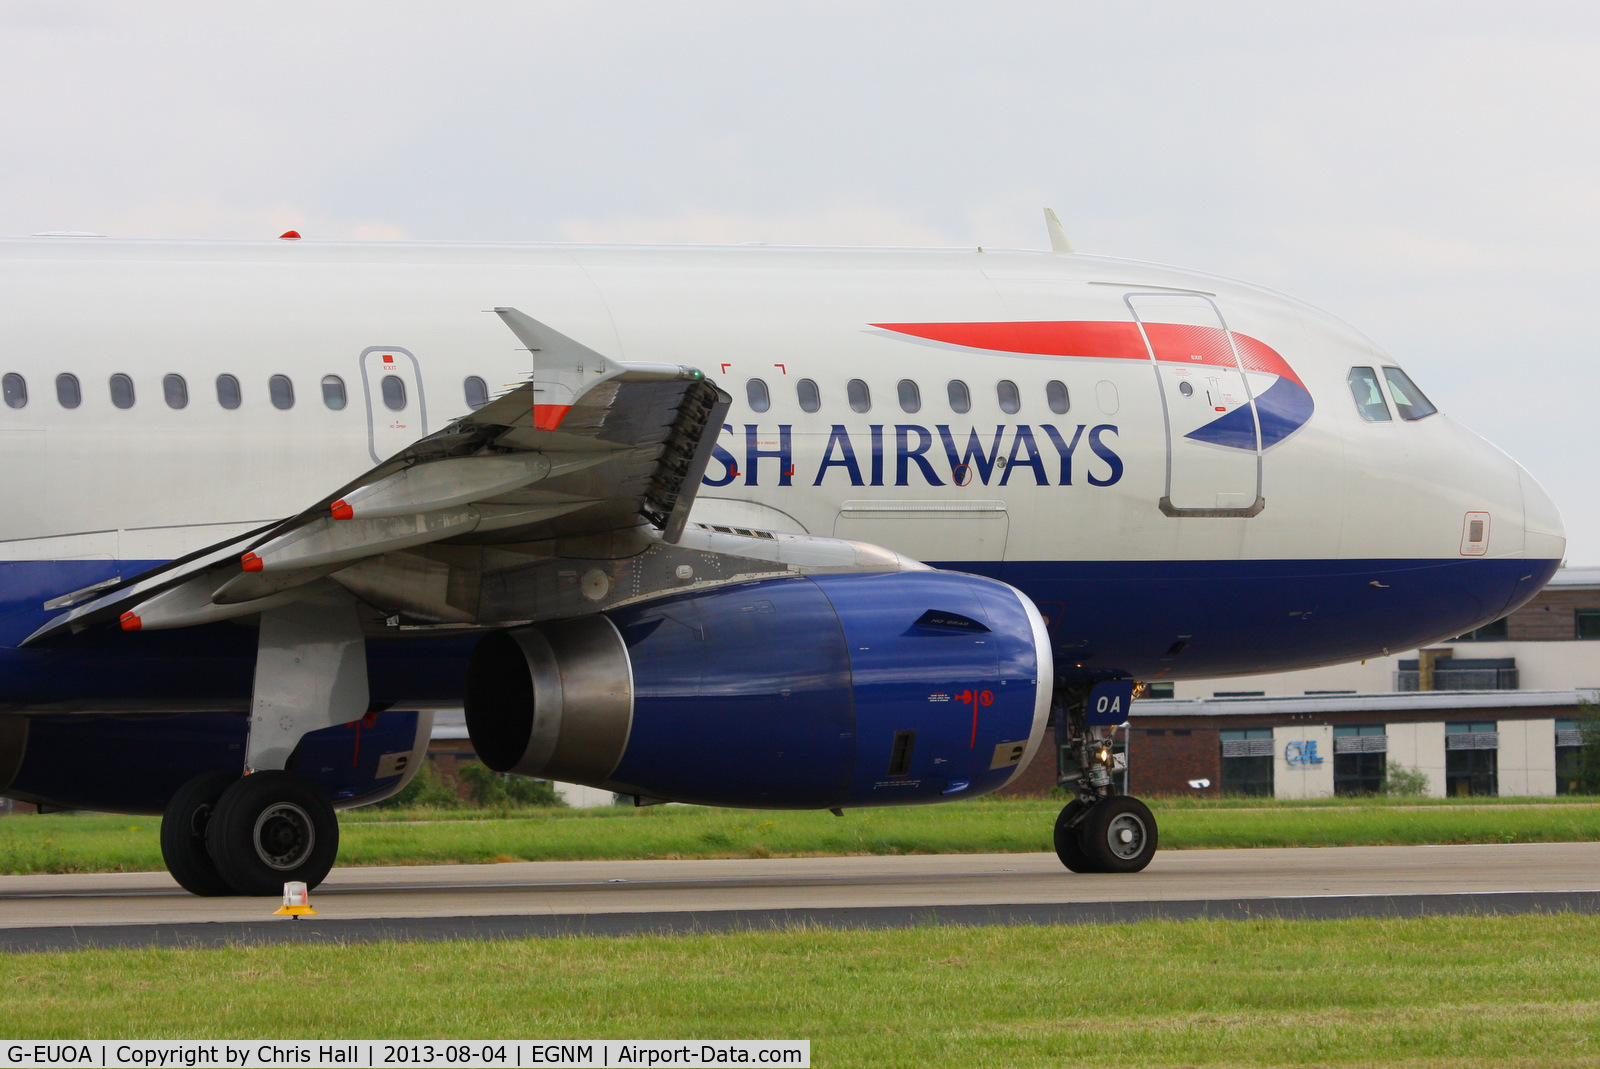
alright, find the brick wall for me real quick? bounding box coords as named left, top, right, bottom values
left=1130, top=727, right=1221, bottom=797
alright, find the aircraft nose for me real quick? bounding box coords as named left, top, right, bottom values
left=1519, top=464, right=1566, bottom=563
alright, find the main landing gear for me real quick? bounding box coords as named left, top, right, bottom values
left=1052, top=684, right=1158, bottom=873
left=161, top=769, right=340, bottom=896
left=162, top=591, right=365, bottom=896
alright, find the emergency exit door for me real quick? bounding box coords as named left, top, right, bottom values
left=1126, top=293, right=1262, bottom=517
left=360, top=346, right=428, bottom=463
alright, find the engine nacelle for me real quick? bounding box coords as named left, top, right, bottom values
left=464, top=571, right=1052, bottom=808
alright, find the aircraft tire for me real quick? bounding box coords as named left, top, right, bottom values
left=1052, top=800, right=1101, bottom=873
left=1080, top=795, right=1158, bottom=874
left=160, top=769, right=242, bottom=897
left=206, top=770, right=339, bottom=897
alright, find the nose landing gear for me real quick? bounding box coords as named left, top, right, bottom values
left=1052, top=682, right=1159, bottom=873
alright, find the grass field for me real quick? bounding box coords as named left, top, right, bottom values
left=1, top=796, right=1598, bottom=875
left=1, top=914, right=1597, bottom=1065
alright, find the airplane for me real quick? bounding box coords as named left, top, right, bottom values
left=0, top=217, right=1564, bottom=895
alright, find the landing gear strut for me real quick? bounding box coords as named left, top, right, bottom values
left=1052, top=683, right=1158, bottom=873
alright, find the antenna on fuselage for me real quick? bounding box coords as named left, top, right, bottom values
left=1044, top=208, right=1074, bottom=254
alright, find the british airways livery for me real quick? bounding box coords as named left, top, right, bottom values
left=0, top=229, right=1563, bottom=894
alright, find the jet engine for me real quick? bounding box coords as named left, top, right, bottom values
left=464, top=570, right=1052, bottom=808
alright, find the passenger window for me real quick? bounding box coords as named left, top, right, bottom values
left=948, top=379, right=971, bottom=414
left=847, top=378, right=871, bottom=413
left=163, top=374, right=188, bottom=409
left=746, top=378, right=770, bottom=413
left=269, top=374, right=295, bottom=410
left=1046, top=380, right=1069, bottom=414
left=997, top=379, right=1020, bottom=414
left=216, top=374, right=241, bottom=410
left=380, top=375, right=406, bottom=411
left=321, top=375, right=347, bottom=410
left=1383, top=367, right=1437, bottom=421
left=797, top=378, right=820, bottom=413
left=56, top=374, right=80, bottom=409
left=1347, top=367, right=1391, bottom=421
left=897, top=379, right=921, bottom=414
left=464, top=376, right=489, bottom=411
left=109, top=373, right=135, bottom=410
left=3, top=373, right=25, bottom=409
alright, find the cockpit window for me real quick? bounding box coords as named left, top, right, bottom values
left=1383, top=366, right=1437, bottom=421
left=1347, top=366, right=1391, bottom=422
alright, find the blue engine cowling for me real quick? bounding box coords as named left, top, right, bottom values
left=0, top=709, right=432, bottom=814
left=464, top=571, right=1053, bottom=808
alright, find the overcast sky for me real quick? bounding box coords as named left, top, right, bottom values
left=3, top=2, right=1598, bottom=560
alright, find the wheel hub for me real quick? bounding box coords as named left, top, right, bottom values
left=252, top=802, right=316, bottom=870
left=1105, top=813, right=1146, bottom=860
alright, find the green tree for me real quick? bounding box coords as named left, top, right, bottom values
left=455, top=762, right=567, bottom=808
left=377, top=759, right=462, bottom=809
left=1381, top=761, right=1430, bottom=797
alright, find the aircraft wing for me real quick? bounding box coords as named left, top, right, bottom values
left=23, top=309, right=738, bottom=642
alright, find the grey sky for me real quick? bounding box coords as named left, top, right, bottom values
left=4, top=2, right=1597, bottom=560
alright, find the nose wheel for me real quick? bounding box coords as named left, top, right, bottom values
left=1054, top=795, right=1158, bottom=873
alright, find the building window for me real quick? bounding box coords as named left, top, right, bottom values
left=1396, top=656, right=1517, bottom=690
left=1141, top=682, right=1174, bottom=699
left=847, top=379, right=871, bottom=413
left=1556, top=719, right=1592, bottom=795
left=1213, top=691, right=1265, bottom=698
left=269, top=375, right=295, bottom=410
left=796, top=378, right=820, bottom=413
left=109, top=373, right=135, bottom=409
left=163, top=374, right=188, bottom=409
left=1455, top=618, right=1509, bottom=641
left=1333, top=725, right=1387, bottom=795
left=1577, top=610, right=1600, bottom=639
left=1219, top=728, right=1274, bottom=796
left=464, top=376, right=490, bottom=411
left=1445, top=722, right=1498, bottom=796
left=746, top=378, right=770, bottom=413
left=216, top=374, right=241, bottom=410
left=322, top=375, right=347, bottom=410
left=2, top=373, right=26, bottom=409
left=1046, top=379, right=1069, bottom=414
left=897, top=379, right=920, bottom=414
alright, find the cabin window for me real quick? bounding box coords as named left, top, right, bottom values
left=2, top=373, right=25, bottom=409
left=163, top=374, right=188, bottom=409
left=269, top=374, right=295, bottom=410
left=56, top=374, right=81, bottom=409
left=1383, top=367, right=1437, bottom=421
left=746, top=378, right=770, bottom=413
left=380, top=374, right=406, bottom=411
left=216, top=374, right=241, bottom=410
left=109, top=374, right=135, bottom=409
left=997, top=379, right=1020, bottom=414
left=797, top=378, right=820, bottom=413
left=897, top=379, right=921, bottom=414
left=847, top=378, right=871, bottom=413
left=1348, top=367, right=1391, bottom=421
left=948, top=379, right=971, bottom=414
left=321, top=375, right=347, bottom=410
left=464, top=376, right=490, bottom=411
left=1046, top=380, right=1069, bottom=414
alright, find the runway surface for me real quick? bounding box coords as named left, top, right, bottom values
left=2, top=842, right=1597, bottom=951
